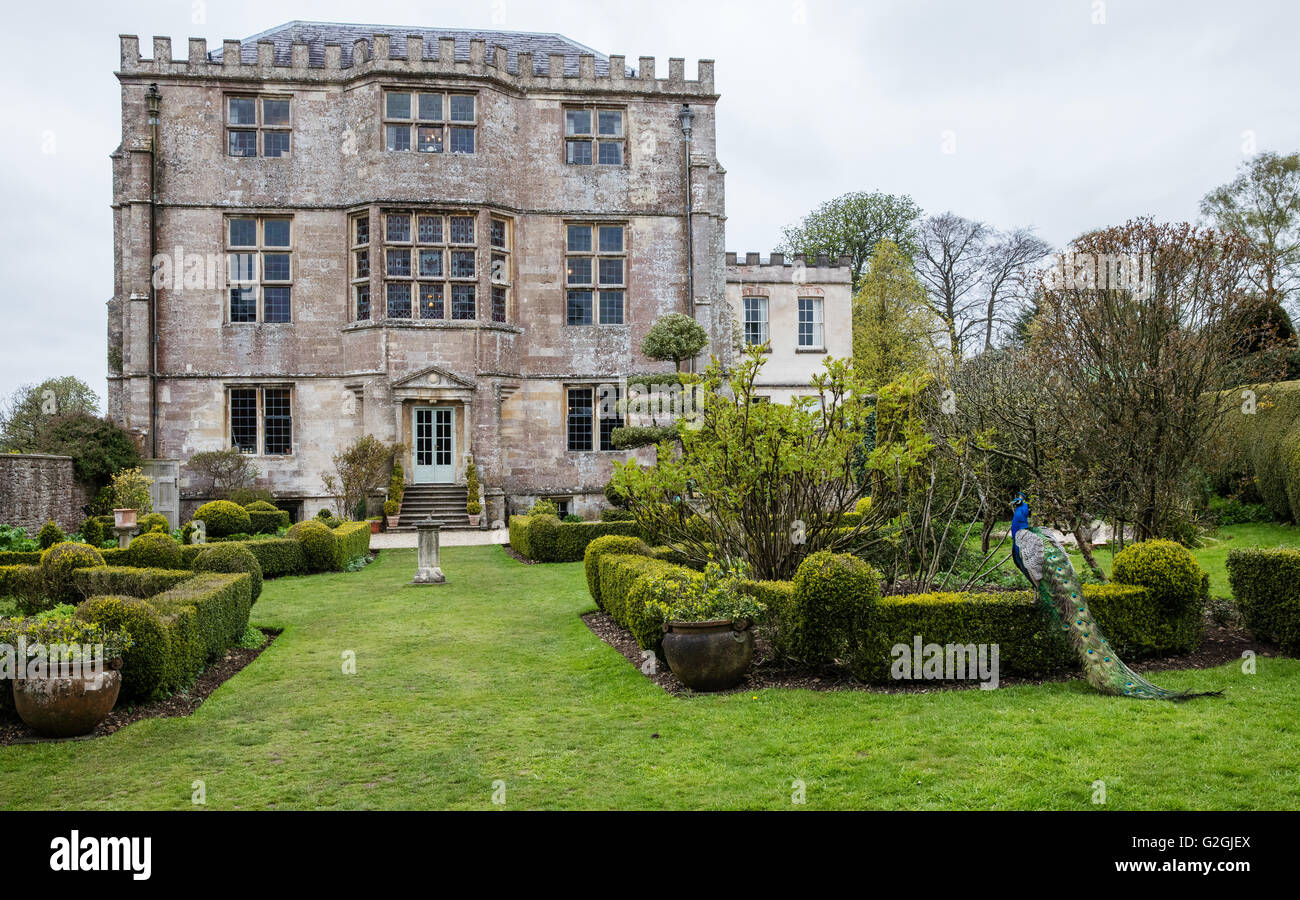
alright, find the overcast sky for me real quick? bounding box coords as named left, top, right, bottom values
left=1, top=0, right=1296, bottom=412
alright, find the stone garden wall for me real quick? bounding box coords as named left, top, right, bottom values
left=0, top=453, right=78, bottom=532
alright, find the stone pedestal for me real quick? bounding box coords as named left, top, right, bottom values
left=113, top=526, right=134, bottom=550
left=412, top=518, right=447, bottom=585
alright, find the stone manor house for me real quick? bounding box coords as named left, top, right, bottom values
left=108, top=22, right=849, bottom=524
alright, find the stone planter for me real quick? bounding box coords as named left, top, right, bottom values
left=468, top=514, right=480, bottom=527
left=12, top=659, right=123, bottom=738
left=661, top=619, right=754, bottom=691
left=112, top=508, right=137, bottom=529
left=369, top=520, right=381, bottom=534
left=386, top=516, right=400, bottom=528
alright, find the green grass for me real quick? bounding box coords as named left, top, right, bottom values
left=1, top=545, right=1298, bottom=810
left=970, top=521, right=1300, bottom=596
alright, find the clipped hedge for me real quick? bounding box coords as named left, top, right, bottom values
left=509, top=515, right=643, bottom=562
left=193, top=543, right=263, bottom=603
left=1107, top=540, right=1208, bottom=657
left=0, top=551, right=41, bottom=566
left=193, top=500, right=252, bottom=538
left=77, top=572, right=251, bottom=700
left=127, top=531, right=183, bottom=569
left=0, top=564, right=43, bottom=615
left=247, top=509, right=291, bottom=534
left=583, top=535, right=652, bottom=610
left=72, top=566, right=195, bottom=600
left=596, top=553, right=689, bottom=649
left=239, top=538, right=307, bottom=578
left=287, top=521, right=342, bottom=572
left=790, top=551, right=882, bottom=668
left=1228, top=547, right=1300, bottom=653
left=334, top=521, right=371, bottom=564
left=1210, top=380, right=1300, bottom=520
left=40, top=542, right=106, bottom=606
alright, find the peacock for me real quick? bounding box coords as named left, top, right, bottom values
left=1010, top=495, right=1220, bottom=701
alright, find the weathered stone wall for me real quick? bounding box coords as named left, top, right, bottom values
left=0, top=454, right=78, bottom=533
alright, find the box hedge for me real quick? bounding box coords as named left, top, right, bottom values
left=247, top=509, right=291, bottom=534
left=72, top=566, right=196, bottom=600
left=595, top=553, right=688, bottom=648
left=0, top=564, right=43, bottom=615
left=76, top=572, right=251, bottom=700
left=789, top=551, right=882, bottom=668
left=509, top=515, right=644, bottom=562
left=193, top=500, right=252, bottom=538
left=193, top=543, right=263, bottom=603
left=126, top=531, right=184, bottom=569
left=40, top=542, right=106, bottom=606
left=1209, top=379, right=1300, bottom=520
left=333, top=521, right=372, bottom=565
left=583, top=535, right=652, bottom=610
left=287, top=521, right=343, bottom=572
left=1228, top=547, right=1300, bottom=653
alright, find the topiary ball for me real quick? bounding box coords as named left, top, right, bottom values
left=1112, top=539, right=1205, bottom=611
left=40, top=541, right=107, bottom=605
left=135, top=512, right=170, bottom=535
left=37, top=521, right=66, bottom=550
left=243, top=500, right=279, bottom=512
left=791, top=550, right=881, bottom=667
left=127, top=531, right=183, bottom=569
left=75, top=594, right=169, bottom=700
left=193, top=542, right=264, bottom=603
left=287, top=520, right=342, bottom=572
left=79, top=517, right=104, bottom=548
left=193, top=500, right=252, bottom=538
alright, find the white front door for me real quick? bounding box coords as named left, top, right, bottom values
left=413, top=406, right=455, bottom=483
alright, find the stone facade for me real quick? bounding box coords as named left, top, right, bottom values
left=108, top=24, right=729, bottom=523
left=0, top=454, right=78, bottom=533
left=724, top=253, right=853, bottom=404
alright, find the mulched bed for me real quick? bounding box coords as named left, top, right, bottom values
left=582, top=612, right=1276, bottom=697
left=501, top=544, right=540, bottom=565
left=0, top=628, right=280, bottom=745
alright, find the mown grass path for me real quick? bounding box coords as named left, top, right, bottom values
left=1, top=546, right=1295, bottom=810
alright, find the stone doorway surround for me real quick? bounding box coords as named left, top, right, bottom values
left=391, top=364, right=476, bottom=485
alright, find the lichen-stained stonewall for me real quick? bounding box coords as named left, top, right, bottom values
left=109, top=23, right=730, bottom=522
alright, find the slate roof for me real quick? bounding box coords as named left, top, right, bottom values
left=209, top=21, right=630, bottom=76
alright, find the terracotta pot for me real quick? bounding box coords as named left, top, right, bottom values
left=112, top=508, right=137, bottom=529
left=12, top=659, right=122, bottom=738
left=386, top=516, right=400, bottom=528
left=369, top=520, right=381, bottom=534
left=661, top=619, right=754, bottom=691
left=468, top=514, right=480, bottom=527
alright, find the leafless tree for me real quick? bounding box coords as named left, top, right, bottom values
left=915, top=212, right=990, bottom=364
left=979, top=228, right=1052, bottom=351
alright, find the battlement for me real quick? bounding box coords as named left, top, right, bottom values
left=726, top=252, right=852, bottom=268
left=118, top=33, right=717, bottom=96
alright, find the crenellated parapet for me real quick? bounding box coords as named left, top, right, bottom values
left=726, top=252, right=852, bottom=269
left=118, top=33, right=717, bottom=97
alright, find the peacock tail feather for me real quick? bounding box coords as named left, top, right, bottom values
left=1026, top=526, right=1220, bottom=702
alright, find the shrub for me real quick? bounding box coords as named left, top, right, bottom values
left=600, top=508, right=636, bottom=522
left=743, top=579, right=799, bottom=659
left=287, top=521, right=342, bottom=572
left=466, top=461, right=482, bottom=516
left=239, top=538, right=306, bottom=578
left=0, top=564, right=45, bottom=617
left=604, top=478, right=628, bottom=509
left=243, top=500, right=278, bottom=512
left=127, top=531, right=183, bottom=569
left=596, top=553, right=688, bottom=636
left=37, top=521, right=65, bottom=549
left=75, top=595, right=170, bottom=699
left=227, top=487, right=275, bottom=507
left=333, top=521, right=371, bottom=566
left=387, top=462, right=405, bottom=505
left=110, top=466, right=154, bottom=513
left=563, top=513, right=584, bottom=523
left=583, top=535, right=652, bottom=609
left=790, top=551, right=881, bottom=668
left=509, top=515, right=643, bottom=562
left=193, top=500, right=251, bottom=538
left=1228, top=547, right=1300, bottom=652
left=73, top=566, right=194, bottom=599
left=0, top=550, right=41, bottom=566
left=194, top=543, right=264, bottom=603
left=1108, top=539, right=1207, bottom=655
left=528, top=498, right=559, bottom=517
left=1209, top=380, right=1300, bottom=521
left=40, top=541, right=106, bottom=606
left=79, top=516, right=104, bottom=548
left=136, top=512, right=170, bottom=535
left=383, top=499, right=399, bottom=516
left=624, top=568, right=697, bottom=650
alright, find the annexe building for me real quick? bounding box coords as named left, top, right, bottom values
left=109, top=22, right=728, bottom=523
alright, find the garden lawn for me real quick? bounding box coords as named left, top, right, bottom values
left=1, top=545, right=1297, bottom=810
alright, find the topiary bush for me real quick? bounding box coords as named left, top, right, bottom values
left=126, top=531, right=183, bottom=569
left=39, top=541, right=106, bottom=606
left=243, top=500, right=279, bottom=512
left=790, top=551, right=881, bottom=668
left=193, top=500, right=252, bottom=538
left=136, top=512, right=170, bottom=535
left=287, top=520, right=342, bottom=572
left=79, top=516, right=104, bottom=548
left=528, top=498, right=559, bottom=518
left=37, top=521, right=66, bottom=549
left=75, top=595, right=170, bottom=699
left=1228, top=547, right=1300, bottom=652
left=0, top=564, right=45, bottom=617
left=1086, top=539, right=1208, bottom=657
left=583, top=535, right=652, bottom=609
left=194, top=542, right=263, bottom=603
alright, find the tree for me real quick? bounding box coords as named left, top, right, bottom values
left=186, top=448, right=260, bottom=498
left=978, top=227, right=1051, bottom=351
left=1201, top=151, right=1300, bottom=317
left=641, top=313, right=709, bottom=371
left=852, top=240, right=938, bottom=389
left=612, top=347, right=892, bottom=580
left=914, top=212, right=989, bottom=365
left=28, top=412, right=139, bottom=489
left=0, top=376, right=101, bottom=451
left=777, top=191, right=923, bottom=289
left=1034, top=218, right=1259, bottom=540
left=320, top=435, right=401, bottom=519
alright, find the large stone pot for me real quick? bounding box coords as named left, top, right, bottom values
left=12, top=659, right=122, bottom=738
left=112, top=508, right=137, bottom=529
left=661, top=619, right=754, bottom=692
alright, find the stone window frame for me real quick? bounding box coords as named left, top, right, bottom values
left=565, top=222, right=627, bottom=326
left=225, top=93, right=292, bottom=158
left=382, top=89, right=477, bottom=155
left=565, top=382, right=623, bottom=453
left=563, top=105, right=626, bottom=167
left=379, top=208, right=479, bottom=321
left=350, top=211, right=371, bottom=321
left=797, top=296, right=826, bottom=351
left=489, top=216, right=513, bottom=324
left=227, top=384, right=295, bottom=457
left=742, top=294, right=770, bottom=348
left=226, top=214, right=294, bottom=325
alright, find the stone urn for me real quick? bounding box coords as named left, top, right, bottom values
left=112, top=508, right=138, bottom=529
left=12, top=658, right=123, bottom=738
left=661, top=619, right=754, bottom=692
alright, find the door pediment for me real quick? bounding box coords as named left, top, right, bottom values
left=392, top=364, right=476, bottom=402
